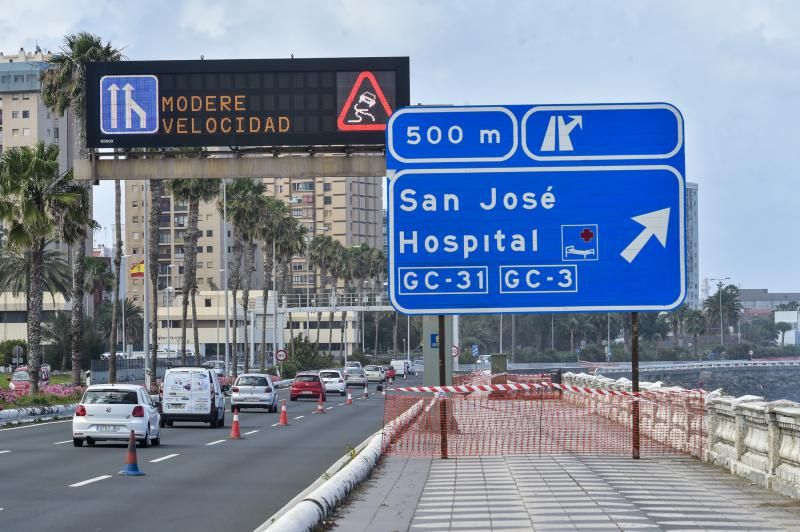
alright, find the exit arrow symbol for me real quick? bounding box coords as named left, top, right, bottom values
left=107, top=83, right=119, bottom=129
left=620, top=207, right=670, bottom=263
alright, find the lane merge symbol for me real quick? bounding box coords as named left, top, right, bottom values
left=100, top=75, right=159, bottom=135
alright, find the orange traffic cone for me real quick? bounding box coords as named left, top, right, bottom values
left=314, top=395, right=326, bottom=414
left=229, top=408, right=243, bottom=439
left=278, top=399, right=289, bottom=426
left=382, top=388, right=387, bottom=399
left=346, top=392, right=353, bottom=405
left=362, top=386, right=369, bottom=399
left=118, top=430, right=145, bottom=476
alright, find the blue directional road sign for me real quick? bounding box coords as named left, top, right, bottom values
left=100, top=75, right=159, bottom=135
left=386, top=103, right=685, bottom=315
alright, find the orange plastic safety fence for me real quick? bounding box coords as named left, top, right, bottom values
left=382, top=389, right=706, bottom=458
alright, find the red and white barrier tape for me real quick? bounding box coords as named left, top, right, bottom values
left=391, top=382, right=640, bottom=397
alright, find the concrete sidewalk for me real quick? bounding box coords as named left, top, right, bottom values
left=332, top=455, right=800, bottom=531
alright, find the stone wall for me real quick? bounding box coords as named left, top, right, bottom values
left=563, top=372, right=800, bottom=500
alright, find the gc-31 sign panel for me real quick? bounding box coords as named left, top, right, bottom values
left=86, top=57, right=409, bottom=148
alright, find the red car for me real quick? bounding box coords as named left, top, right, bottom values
left=8, top=366, right=50, bottom=395
left=290, top=372, right=326, bottom=402
left=382, top=365, right=397, bottom=380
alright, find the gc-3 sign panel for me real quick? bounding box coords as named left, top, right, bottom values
left=86, top=57, right=409, bottom=148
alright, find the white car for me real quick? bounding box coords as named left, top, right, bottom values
left=73, top=384, right=161, bottom=448
left=231, top=373, right=277, bottom=412
left=161, top=367, right=226, bottom=428
left=364, top=364, right=385, bottom=383
left=319, top=369, right=347, bottom=396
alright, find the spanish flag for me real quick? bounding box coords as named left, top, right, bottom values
left=130, top=261, right=145, bottom=278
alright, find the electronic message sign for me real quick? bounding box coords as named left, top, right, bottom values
left=386, top=104, right=686, bottom=315
left=85, top=57, right=409, bottom=148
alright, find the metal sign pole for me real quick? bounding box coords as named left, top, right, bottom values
left=438, top=314, right=448, bottom=459
left=631, top=311, right=640, bottom=459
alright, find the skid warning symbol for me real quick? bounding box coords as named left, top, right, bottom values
left=337, top=71, right=394, bottom=131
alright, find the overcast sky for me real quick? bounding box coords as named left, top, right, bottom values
left=2, top=0, right=799, bottom=292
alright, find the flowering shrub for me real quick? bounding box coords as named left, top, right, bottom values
left=0, top=384, right=83, bottom=408
left=40, top=384, right=84, bottom=398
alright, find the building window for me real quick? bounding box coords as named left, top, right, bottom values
left=11, top=94, right=18, bottom=100
left=23, top=128, right=30, bottom=136
left=204, top=298, right=212, bottom=308
left=206, top=230, right=213, bottom=237
left=292, top=208, right=304, bottom=217
left=132, top=216, right=138, bottom=223
left=206, top=246, right=213, bottom=253
left=22, top=93, right=29, bottom=100
left=132, top=248, right=139, bottom=255
left=11, top=129, right=19, bottom=136
left=198, top=263, right=203, bottom=269
left=292, top=263, right=304, bottom=271
left=174, top=214, right=187, bottom=227
left=323, top=183, right=332, bottom=192
left=46, top=111, right=51, bottom=119
left=133, top=232, right=141, bottom=240
left=197, top=246, right=203, bottom=254
left=207, top=262, right=213, bottom=268
left=21, top=110, right=29, bottom=119
left=131, top=200, right=138, bottom=208
left=207, top=277, right=213, bottom=285
left=178, top=265, right=185, bottom=275
left=11, top=111, right=18, bottom=119
left=323, top=196, right=332, bottom=205
left=53, top=127, right=59, bottom=140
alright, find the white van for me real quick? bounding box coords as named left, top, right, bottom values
left=390, top=359, right=414, bottom=377
left=160, top=367, right=225, bottom=428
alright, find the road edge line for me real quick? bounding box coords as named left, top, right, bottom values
left=255, top=398, right=426, bottom=532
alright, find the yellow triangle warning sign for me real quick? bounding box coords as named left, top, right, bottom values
left=337, top=71, right=394, bottom=131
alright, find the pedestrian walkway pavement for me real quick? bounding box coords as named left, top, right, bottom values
left=332, top=455, right=800, bottom=531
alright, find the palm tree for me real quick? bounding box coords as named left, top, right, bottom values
left=147, top=179, right=164, bottom=390
left=257, top=196, right=289, bottom=370
left=168, top=179, right=220, bottom=363
left=41, top=32, right=122, bottom=386
left=369, top=248, right=387, bottom=357
left=684, top=310, right=706, bottom=358
left=94, top=298, right=143, bottom=349
left=335, top=246, right=357, bottom=360
left=275, top=215, right=306, bottom=360
left=0, top=143, right=85, bottom=393
left=219, top=179, right=265, bottom=377
left=108, top=180, right=122, bottom=383
left=326, top=240, right=346, bottom=356
left=0, top=245, right=72, bottom=305
left=84, top=257, right=113, bottom=315
left=308, top=235, right=336, bottom=348
left=42, top=311, right=72, bottom=370
left=777, top=322, right=792, bottom=346
left=460, top=316, right=494, bottom=355
left=703, top=284, right=742, bottom=343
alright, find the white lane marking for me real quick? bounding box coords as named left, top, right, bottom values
left=338, top=403, right=345, bottom=406
left=271, top=423, right=279, bottom=427
left=205, top=439, right=226, bottom=446
left=244, top=430, right=259, bottom=435
left=326, top=407, right=334, bottom=410
left=293, top=415, right=304, bottom=420
left=70, top=475, right=112, bottom=487
left=0, top=450, right=11, bottom=454
left=0, top=419, right=71, bottom=432
left=150, top=453, right=180, bottom=463
left=53, top=440, right=73, bottom=445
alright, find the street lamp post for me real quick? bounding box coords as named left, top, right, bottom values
left=166, top=265, right=174, bottom=357
left=710, top=277, right=731, bottom=347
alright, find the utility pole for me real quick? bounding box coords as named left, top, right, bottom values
left=710, top=277, right=730, bottom=347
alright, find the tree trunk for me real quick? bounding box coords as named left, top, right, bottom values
left=191, top=289, right=200, bottom=361
left=570, top=329, right=574, bottom=353
left=260, top=244, right=273, bottom=372
left=374, top=311, right=379, bottom=358
left=241, top=240, right=256, bottom=373
left=149, top=179, right=164, bottom=391
left=327, top=283, right=337, bottom=357
left=393, top=312, right=398, bottom=357
left=228, top=229, right=243, bottom=378
left=28, top=240, right=45, bottom=394
left=180, top=197, right=201, bottom=365
left=70, top=234, right=86, bottom=386
left=109, top=180, right=122, bottom=384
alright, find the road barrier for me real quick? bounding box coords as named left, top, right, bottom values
left=118, top=430, right=145, bottom=476
left=384, top=372, right=705, bottom=458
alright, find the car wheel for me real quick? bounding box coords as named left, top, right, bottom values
left=218, top=411, right=225, bottom=427
left=73, top=438, right=83, bottom=447
left=159, top=417, right=166, bottom=428
left=166, top=420, right=174, bottom=427
left=86, top=438, right=96, bottom=447
left=341, top=390, right=347, bottom=396
left=151, top=431, right=161, bottom=446
left=290, top=396, right=297, bottom=401
left=210, top=408, right=219, bottom=428
left=139, top=428, right=150, bottom=448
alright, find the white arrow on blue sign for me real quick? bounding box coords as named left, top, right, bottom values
left=386, top=103, right=686, bottom=315
left=100, top=75, right=159, bottom=135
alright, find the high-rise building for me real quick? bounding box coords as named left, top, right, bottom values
left=0, top=47, right=75, bottom=172
left=685, top=182, right=700, bottom=309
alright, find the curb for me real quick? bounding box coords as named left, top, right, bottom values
left=0, top=403, right=77, bottom=425
left=257, top=398, right=426, bottom=532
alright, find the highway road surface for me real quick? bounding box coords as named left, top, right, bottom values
left=0, top=377, right=417, bottom=532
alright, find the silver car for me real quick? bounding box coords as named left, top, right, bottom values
left=231, top=374, right=278, bottom=412
left=364, top=364, right=385, bottom=383
left=343, top=368, right=368, bottom=388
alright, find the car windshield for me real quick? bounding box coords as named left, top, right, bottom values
left=295, top=375, right=319, bottom=382
left=11, top=371, right=29, bottom=381
left=365, top=365, right=380, bottom=371
left=83, top=390, right=138, bottom=404
left=237, top=376, right=269, bottom=386
left=319, top=371, right=340, bottom=379
left=345, top=369, right=364, bottom=376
